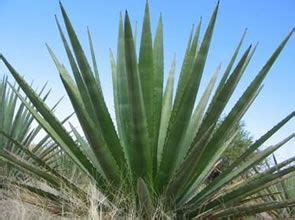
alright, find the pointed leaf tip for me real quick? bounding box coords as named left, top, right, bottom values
left=254, top=41, right=259, bottom=48
left=286, top=28, right=294, bottom=40
left=54, top=15, right=60, bottom=26
left=211, top=0, right=220, bottom=19
left=245, top=44, right=252, bottom=53
left=144, top=0, right=150, bottom=17
left=242, top=28, right=248, bottom=38
left=59, top=1, right=63, bottom=9
left=195, top=17, right=202, bottom=30
left=125, top=10, right=129, bottom=18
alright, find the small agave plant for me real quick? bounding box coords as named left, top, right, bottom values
left=0, top=1, right=294, bottom=219
left=0, top=76, right=73, bottom=183
left=0, top=77, right=59, bottom=176
left=0, top=76, right=83, bottom=214
left=0, top=76, right=36, bottom=156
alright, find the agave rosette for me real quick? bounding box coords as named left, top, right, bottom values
left=0, top=2, right=294, bottom=218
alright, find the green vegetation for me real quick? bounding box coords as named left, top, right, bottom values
left=249, top=155, right=295, bottom=218
left=0, top=76, right=85, bottom=216
left=0, top=76, right=35, bottom=154
left=0, top=76, right=71, bottom=176
left=0, top=76, right=50, bottom=178
left=206, top=121, right=253, bottom=182
left=0, top=2, right=294, bottom=219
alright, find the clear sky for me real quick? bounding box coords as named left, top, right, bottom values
left=0, top=0, right=294, bottom=162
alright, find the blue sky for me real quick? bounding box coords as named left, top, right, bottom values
left=0, top=0, right=294, bottom=161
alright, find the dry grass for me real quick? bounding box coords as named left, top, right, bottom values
left=0, top=199, right=62, bottom=220
left=0, top=182, right=170, bottom=220
left=0, top=180, right=135, bottom=220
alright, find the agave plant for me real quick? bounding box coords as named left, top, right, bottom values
left=247, top=155, right=295, bottom=218
left=0, top=1, right=294, bottom=218
left=0, top=76, right=52, bottom=178
left=0, top=75, right=82, bottom=214
left=0, top=76, right=35, bottom=154
left=0, top=74, right=72, bottom=173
